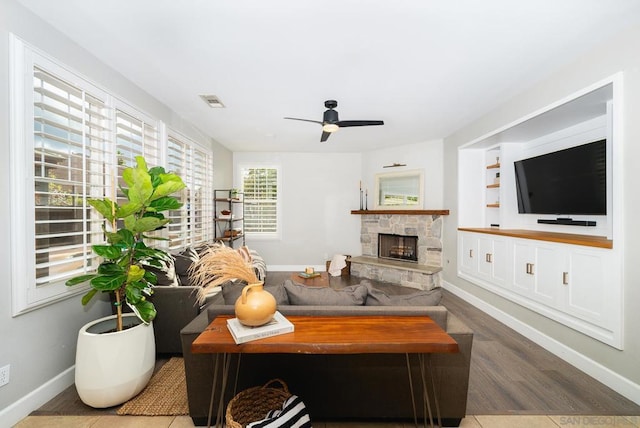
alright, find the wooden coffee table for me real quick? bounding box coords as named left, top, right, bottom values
left=290, top=271, right=329, bottom=287
left=192, top=314, right=459, bottom=428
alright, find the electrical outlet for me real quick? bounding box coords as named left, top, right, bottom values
left=0, top=365, right=10, bottom=387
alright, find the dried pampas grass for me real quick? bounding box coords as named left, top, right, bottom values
left=189, top=245, right=259, bottom=304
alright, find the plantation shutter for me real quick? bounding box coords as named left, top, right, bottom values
left=166, top=133, right=214, bottom=249
left=114, top=108, right=160, bottom=242
left=33, top=66, right=112, bottom=287
left=191, top=146, right=214, bottom=244
left=114, top=110, right=159, bottom=167
left=166, top=135, right=190, bottom=249
left=115, top=109, right=159, bottom=189
left=242, top=167, right=278, bottom=233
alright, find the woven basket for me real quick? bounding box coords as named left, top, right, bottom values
left=325, top=255, right=351, bottom=276
left=226, top=379, right=291, bottom=428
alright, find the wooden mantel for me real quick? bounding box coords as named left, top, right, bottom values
left=351, top=209, right=449, bottom=215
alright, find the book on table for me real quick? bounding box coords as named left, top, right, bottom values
left=298, top=271, right=320, bottom=278
left=226, top=311, right=295, bottom=344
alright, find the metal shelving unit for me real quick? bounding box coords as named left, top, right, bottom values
left=214, top=189, right=245, bottom=248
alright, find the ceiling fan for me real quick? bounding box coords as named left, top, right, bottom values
left=284, top=100, right=384, bottom=142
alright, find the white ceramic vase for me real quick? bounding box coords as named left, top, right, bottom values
left=75, top=313, right=155, bottom=408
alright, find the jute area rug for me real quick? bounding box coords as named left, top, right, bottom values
left=117, top=357, right=189, bottom=416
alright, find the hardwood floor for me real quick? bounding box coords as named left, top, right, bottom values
left=22, top=272, right=640, bottom=426
left=440, top=289, right=640, bottom=416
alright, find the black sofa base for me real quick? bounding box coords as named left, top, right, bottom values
left=190, top=416, right=463, bottom=427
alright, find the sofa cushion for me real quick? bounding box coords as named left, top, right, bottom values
left=364, top=282, right=443, bottom=306
left=283, top=280, right=367, bottom=306
left=222, top=281, right=289, bottom=306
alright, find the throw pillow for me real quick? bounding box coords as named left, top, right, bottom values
left=237, top=245, right=252, bottom=263
left=364, top=283, right=443, bottom=306
left=249, top=248, right=267, bottom=281
left=236, top=245, right=267, bottom=281
left=194, top=241, right=225, bottom=256
left=143, top=256, right=179, bottom=287
left=283, top=280, right=367, bottom=306
left=173, top=246, right=199, bottom=286
left=222, top=281, right=289, bottom=306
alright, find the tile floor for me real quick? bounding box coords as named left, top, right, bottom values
left=14, top=415, right=640, bottom=427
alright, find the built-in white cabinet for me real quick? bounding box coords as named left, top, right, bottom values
left=477, top=235, right=508, bottom=288
left=512, top=240, right=561, bottom=307
left=563, top=247, right=612, bottom=327
left=456, top=75, right=623, bottom=349
left=459, top=232, right=478, bottom=275
left=457, top=230, right=621, bottom=349
left=458, top=232, right=509, bottom=290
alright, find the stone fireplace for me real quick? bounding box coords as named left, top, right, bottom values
left=350, top=212, right=444, bottom=290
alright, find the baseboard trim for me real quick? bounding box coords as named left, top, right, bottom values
left=0, top=365, right=75, bottom=426
left=442, top=280, right=640, bottom=406
left=268, top=265, right=325, bottom=272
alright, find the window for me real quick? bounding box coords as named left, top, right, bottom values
left=10, top=36, right=213, bottom=314
left=11, top=49, right=116, bottom=313
left=113, top=105, right=161, bottom=241
left=166, top=132, right=214, bottom=250
left=240, top=166, right=280, bottom=237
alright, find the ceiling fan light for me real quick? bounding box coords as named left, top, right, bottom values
left=322, top=123, right=339, bottom=133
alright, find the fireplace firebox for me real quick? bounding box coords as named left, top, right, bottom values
left=378, top=233, right=418, bottom=262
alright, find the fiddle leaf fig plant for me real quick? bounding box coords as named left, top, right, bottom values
left=66, top=156, right=186, bottom=331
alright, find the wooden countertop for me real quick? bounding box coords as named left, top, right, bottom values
left=458, top=228, right=612, bottom=249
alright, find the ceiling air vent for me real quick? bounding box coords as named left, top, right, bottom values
left=200, top=95, right=225, bottom=108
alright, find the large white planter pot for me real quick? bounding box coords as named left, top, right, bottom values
left=75, top=313, right=155, bottom=408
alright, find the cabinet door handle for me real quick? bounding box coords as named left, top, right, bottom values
left=469, top=249, right=473, bottom=258
left=562, top=272, right=569, bottom=285
left=486, top=253, right=493, bottom=263
left=526, top=263, right=535, bottom=275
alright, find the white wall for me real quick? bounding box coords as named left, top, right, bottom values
left=233, top=141, right=445, bottom=270
left=361, top=140, right=444, bottom=209
left=0, top=1, right=231, bottom=425
left=233, top=152, right=362, bottom=270
left=443, top=23, right=640, bottom=403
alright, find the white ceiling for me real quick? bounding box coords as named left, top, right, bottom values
left=16, top=0, right=640, bottom=153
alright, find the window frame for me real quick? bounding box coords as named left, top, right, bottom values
left=237, top=164, right=281, bottom=240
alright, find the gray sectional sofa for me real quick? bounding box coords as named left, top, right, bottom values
left=179, top=281, right=474, bottom=427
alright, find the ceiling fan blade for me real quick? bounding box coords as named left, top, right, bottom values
left=336, top=120, right=384, bottom=127
left=284, top=117, right=323, bottom=125
left=320, top=131, right=331, bottom=142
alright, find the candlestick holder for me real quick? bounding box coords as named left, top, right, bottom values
left=360, top=190, right=363, bottom=210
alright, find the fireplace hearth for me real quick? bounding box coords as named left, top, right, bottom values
left=378, top=233, right=418, bottom=262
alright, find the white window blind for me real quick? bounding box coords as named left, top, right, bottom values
left=166, top=133, right=214, bottom=250
left=115, top=109, right=159, bottom=169
left=31, top=65, right=112, bottom=301
left=191, top=146, right=214, bottom=244
left=241, top=167, right=279, bottom=234
left=114, top=108, right=160, bottom=242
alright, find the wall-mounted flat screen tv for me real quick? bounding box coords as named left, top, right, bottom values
left=514, top=139, right=606, bottom=215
